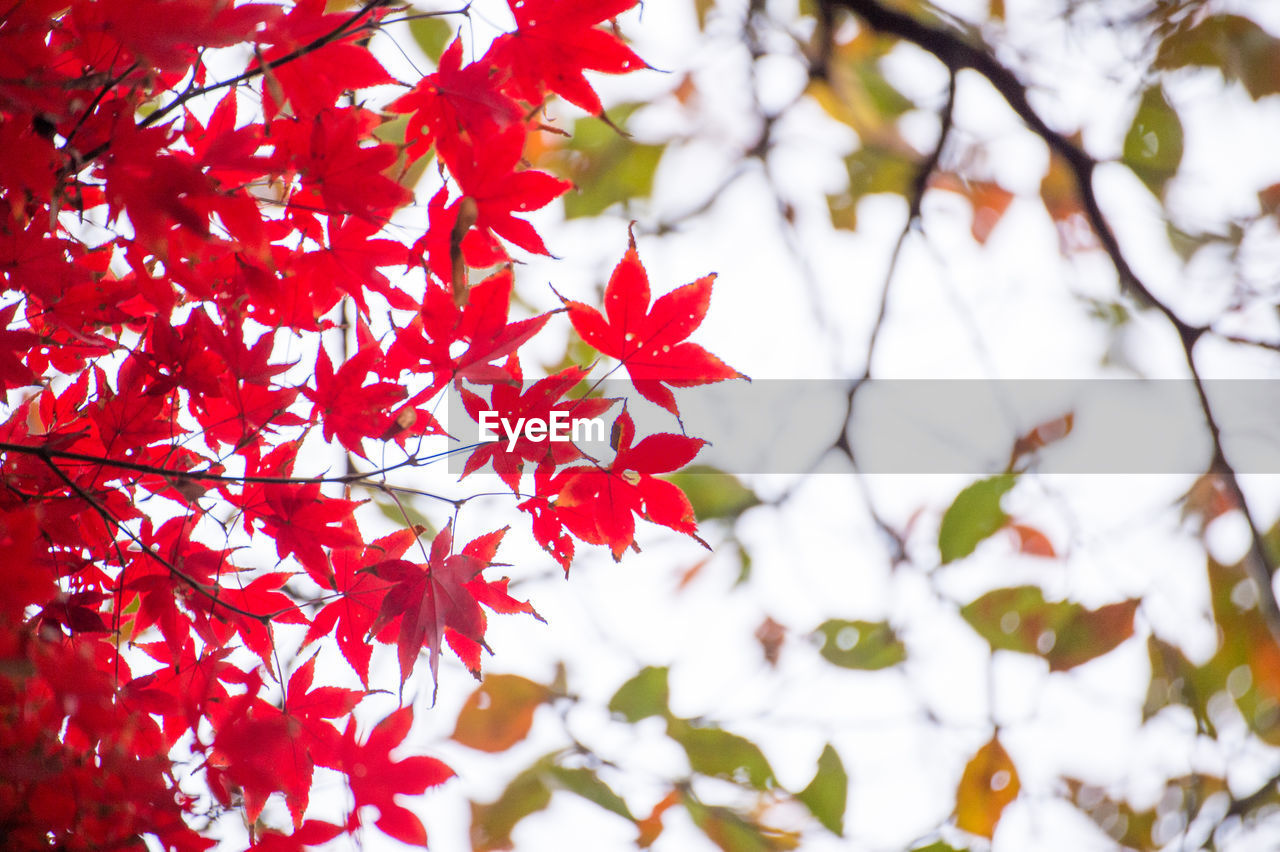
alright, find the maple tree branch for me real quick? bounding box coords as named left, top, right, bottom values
left=140, top=0, right=388, bottom=128
left=70, top=0, right=391, bottom=167
left=63, top=61, right=141, bottom=148
left=826, top=0, right=1280, bottom=644
left=0, top=440, right=458, bottom=486
left=378, top=3, right=473, bottom=27
left=34, top=454, right=272, bottom=623
left=858, top=66, right=956, bottom=384
left=826, top=68, right=957, bottom=566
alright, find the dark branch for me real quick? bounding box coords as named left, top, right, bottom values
left=825, top=0, right=1280, bottom=642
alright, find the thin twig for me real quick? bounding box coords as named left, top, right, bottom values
left=825, top=0, right=1280, bottom=644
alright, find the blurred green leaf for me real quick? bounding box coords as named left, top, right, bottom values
left=545, top=104, right=665, bottom=219
left=960, top=586, right=1138, bottom=671
left=1155, top=14, right=1280, bottom=100
left=668, top=719, right=776, bottom=791
left=1123, top=85, right=1183, bottom=197
left=684, top=796, right=798, bottom=851
left=545, top=766, right=634, bottom=820
left=938, top=474, right=1016, bottom=563
left=734, top=540, right=754, bottom=586
left=374, top=496, right=436, bottom=537
left=373, top=114, right=409, bottom=146
left=1144, top=635, right=1214, bottom=734
left=1204, top=557, right=1280, bottom=744
left=815, top=619, right=906, bottom=670
left=469, top=765, right=552, bottom=851
left=910, top=843, right=969, bottom=852
left=797, top=744, right=848, bottom=835
left=608, top=666, right=670, bottom=723
left=661, top=466, right=760, bottom=522
left=409, top=16, right=451, bottom=64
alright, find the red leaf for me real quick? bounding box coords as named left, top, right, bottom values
left=490, top=0, right=647, bottom=114
left=561, top=235, right=744, bottom=416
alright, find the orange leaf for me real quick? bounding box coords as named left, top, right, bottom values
left=636, top=790, right=682, bottom=848
left=450, top=674, right=551, bottom=753
left=1008, top=523, right=1055, bottom=558
left=955, top=735, right=1020, bottom=839
left=1009, top=412, right=1074, bottom=468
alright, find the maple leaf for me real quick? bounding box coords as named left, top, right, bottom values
left=206, top=676, right=309, bottom=827
left=367, top=522, right=522, bottom=696
left=272, top=107, right=411, bottom=222
left=389, top=36, right=525, bottom=170
left=535, top=410, right=705, bottom=560
left=0, top=301, right=38, bottom=391
left=460, top=359, right=616, bottom=492
left=490, top=0, right=648, bottom=114
left=436, top=124, right=570, bottom=260
left=302, top=341, right=406, bottom=457
left=332, top=706, right=454, bottom=847
left=301, top=524, right=412, bottom=684
left=293, top=216, right=419, bottom=315
left=243, top=482, right=364, bottom=577
left=561, top=234, right=744, bottom=417
left=388, top=268, right=550, bottom=392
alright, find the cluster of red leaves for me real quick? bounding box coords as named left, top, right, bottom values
left=0, top=0, right=740, bottom=849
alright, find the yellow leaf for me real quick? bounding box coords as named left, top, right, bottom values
left=955, top=735, right=1019, bottom=839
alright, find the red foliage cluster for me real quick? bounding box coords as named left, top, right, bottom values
left=0, top=0, right=739, bottom=848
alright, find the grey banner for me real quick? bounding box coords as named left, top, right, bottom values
left=444, top=379, right=1280, bottom=475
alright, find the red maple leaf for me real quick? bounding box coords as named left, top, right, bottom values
left=529, top=409, right=704, bottom=561
left=460, top=359, right=616, bottom=492
left=434, top=124, right=570, bottom=260
left=490, top=0, right=647, bottom=114
left=389, top=36, right=525, bottom=170
left=301, top=524, right=412, bottom=684
left=240, top=480, right=364, bottom=578
left=367, top=522, right=521, bottom=696
left=389, top=268, right=550, bottom=392
left=303, top=339, right=406, bottom=457
left=560, top=234, right=744, bottom=417
left=332, top=706, right=453, bottom=847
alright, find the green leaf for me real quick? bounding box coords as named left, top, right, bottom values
left=960, top=586, right=1139, bottom=671
left=545, top=105, right=665, bottom=219
left=910, top=843, right=970, bottom=852
left=1155, top=15, right=1280, bottom=100
left=668, top=719, right=776, bottom=791
left=815, top=620, right=906, bottom=670
left=409, top=16, right=452, bottom=64
left=683, top=797, right=785, bottom=852
left=661, top=466, right=760, bottom=522
left=608, top=666, right=670, bottom=723
left=374, top=496, right=436, bottom=537
left=545, top=766, right=634, bottom=820
left=1123, top=85, right=1183, bottom=197
left=938, top=474, right=1016, bottom=563
left=469, top=765, right=552, bottom=851
left=797, top=744, right=848, bottom=835
left=1144, top=635, right=1214, bottom=734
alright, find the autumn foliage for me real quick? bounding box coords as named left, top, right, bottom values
left=0, top=0, right=739, bottom=847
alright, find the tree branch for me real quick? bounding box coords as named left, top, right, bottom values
left=0, top=440, right=464, bottom=486
left=824, top=0, right=1280, bottom=643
